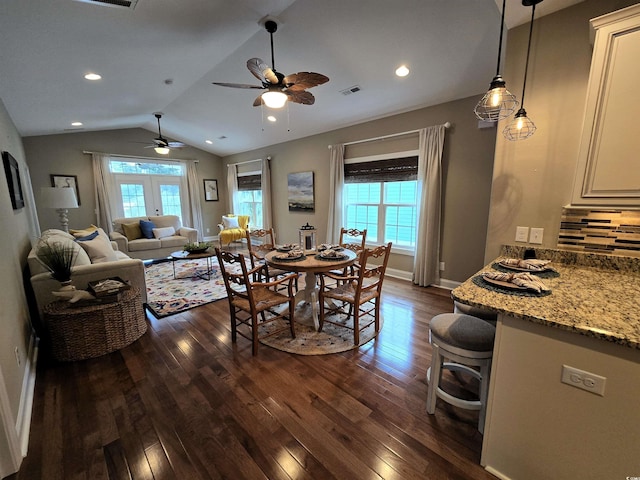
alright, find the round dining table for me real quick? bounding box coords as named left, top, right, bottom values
left=265, top=249, right=358, bottom=330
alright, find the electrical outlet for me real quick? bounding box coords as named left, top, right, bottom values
left=14, top=347, right=20, bottom=367
left=529, top=227, right=544, bottom=244
left=515, top=226, right=529, bottom=242
left=561, top=365, right=606, bottom=396
left=439, top=262, right=445, bottom=271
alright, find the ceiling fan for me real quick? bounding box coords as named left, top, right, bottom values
left=213, top=19, right=329, bottom=109
left=146, top=113, right=185, bottom=154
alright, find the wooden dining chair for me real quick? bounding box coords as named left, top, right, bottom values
left=317, top=242, right=392, bottom=346
left=245, top=228, right=299, bottom=290
left=339, top=227, right=367, bottom=253
left=215, top=247, right=297, bottom=356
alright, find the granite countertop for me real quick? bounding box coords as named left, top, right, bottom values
left=451, top=246, right=640, bottom=350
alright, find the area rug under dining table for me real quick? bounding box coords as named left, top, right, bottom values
left=145, top=258, right=381, bottom=354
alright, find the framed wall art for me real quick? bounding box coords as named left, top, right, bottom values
left=203, top=179, right=219, bottom=201
left=50, top=174, right=80, bottom=206
left=288, top=171, right=315, bottom=212
left=2, top=151, right=25, bottom=210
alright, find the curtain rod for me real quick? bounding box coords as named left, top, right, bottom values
left=228, top=156, right=271, bottom=166
left=82, top=150, right=197, bottom=162
left=330, top=122, right=451, bottom=148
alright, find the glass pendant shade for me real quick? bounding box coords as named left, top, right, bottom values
left=474, top=75, right=519, bottom=121
left=154, top=146, right=170, bottom=155
left=503, top=108, right=537, bottom=140
left=262, top=90, right=288, bottom=109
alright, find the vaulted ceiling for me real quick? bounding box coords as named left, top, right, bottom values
left=0, top=0, right=583, bottom=156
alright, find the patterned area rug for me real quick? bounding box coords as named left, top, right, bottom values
left=259, top=303, right=381, bottom=355
left=144, top=258, right=227, bottom=318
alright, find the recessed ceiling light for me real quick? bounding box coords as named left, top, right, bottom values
left=395, top=65, right=410, bottom=77
left=205, top=140, right=213, bottom=145
left=84, top=73, right=101, bottom=81
left=267, top=115, right=277, bottom=122
left=71, top=122, right=83, bottom=126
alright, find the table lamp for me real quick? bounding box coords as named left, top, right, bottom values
left=41, top=187, right=78, bottom=233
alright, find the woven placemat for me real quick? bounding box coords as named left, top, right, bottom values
left=472, top=275, right=552, bottom=297
left=491, top=262, right=560, bottom=279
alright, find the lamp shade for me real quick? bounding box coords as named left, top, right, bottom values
left=41, top=187, right=78, bottom=209
left=154, top=146, right=170, bottom=155
left=262, top=91, right=288, bottom=109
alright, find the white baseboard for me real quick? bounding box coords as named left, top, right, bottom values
left=484, top=466, right=512, bottom=480
left=0, top=331, right=37, bottom=478
left=438, top=278, right=461, bottom=289
left=16, top=334, right=38, bottom=457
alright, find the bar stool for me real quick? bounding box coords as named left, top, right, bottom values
left=453, top=300, right=498, bottom=325
left=426, top=313, right=496, bottom=433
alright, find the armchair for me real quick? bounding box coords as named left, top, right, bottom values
left=218, top=214, right=250, bottom=247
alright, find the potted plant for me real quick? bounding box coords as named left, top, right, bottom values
left=36, top=239, right=76, bottom=287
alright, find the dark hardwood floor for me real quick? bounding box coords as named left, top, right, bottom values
left=11, top=276, right=497, bottom=480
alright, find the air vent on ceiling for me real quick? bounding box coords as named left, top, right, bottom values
left=74, top=0, right=138, bottom=9
left=340, top=85, right=361, bottom=96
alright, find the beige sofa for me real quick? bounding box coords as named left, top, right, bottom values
left=28, top=228, right=147, bottom=320
left=110, top=215, right=198, bottom=260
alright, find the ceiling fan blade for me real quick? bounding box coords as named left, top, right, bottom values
left=213, top=82, right=264, bottom=89
left=246, top=58, right=279, bottom=85
left=253, top=94, right=264, bottom=107
left=285, top=89, right=315, bottom=105
left=167, top=142, right=185, bottom=148
left=283, top=72, right=330, bottom=90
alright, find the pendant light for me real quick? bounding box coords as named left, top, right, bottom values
left=504, top=0, right=542, bottom=141
left=474, top=0, right=519, bottom=121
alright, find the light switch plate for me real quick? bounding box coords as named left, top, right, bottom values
left=515, top=226, right=529, bottom=242
left=530, top=227, right=544, bottom=244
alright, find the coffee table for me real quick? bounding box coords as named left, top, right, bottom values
left=170, top=250, right=216, bottom=280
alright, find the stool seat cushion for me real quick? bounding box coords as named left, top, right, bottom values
left=430, top=313, right=496, bottom=351
left=453, top=301, right=498, bottom=322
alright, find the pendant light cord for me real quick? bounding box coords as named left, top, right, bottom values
left=520, top=2, right=537, bottom=107
left=495, top=0, right=507, bottom=75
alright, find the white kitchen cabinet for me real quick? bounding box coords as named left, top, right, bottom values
left=571, top=4, right=640, bottom=207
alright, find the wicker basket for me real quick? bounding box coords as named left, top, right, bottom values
left=43, top=287, right=147, bottom=361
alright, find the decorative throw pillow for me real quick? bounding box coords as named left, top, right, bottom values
left=152, top=226, right=176, bottom=239
left=122, top=222, right=142, bottom=241
left=74, top=230, right=99, bottom=242
left=76, top=228, right=118, bottom=263
left=222, top=215, right=240, bottom=229
left=139, top=219, right=156, bottom=239
left=69, top=224, right=98, bottom=238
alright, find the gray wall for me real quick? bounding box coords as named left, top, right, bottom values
left=485, top=0, right=640, bottom=262
left=23, top=128, right=226, bottom=237
left=0, top=97, right=35, bottom=473
left=224, top=94, right=497, bottom=283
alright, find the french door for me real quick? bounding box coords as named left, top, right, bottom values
left=114, top=175, right=186, bottom=220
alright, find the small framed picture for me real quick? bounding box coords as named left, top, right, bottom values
left=51, top=174, right=80, bottom=206
left=3, top=151, right=25, bottom=210
left=203, top=179, right=219, bottom=202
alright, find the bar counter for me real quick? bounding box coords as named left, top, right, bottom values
left=450, top=245, right=640, bottom=480
left=451, top=245, right=640, bottom=349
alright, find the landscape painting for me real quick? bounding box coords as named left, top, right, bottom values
left=288, top=171, right=315, bottom=212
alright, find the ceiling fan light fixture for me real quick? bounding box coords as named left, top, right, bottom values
left=154, top=146, right=170, bottom=155
left=262, top=90, right=288, bottom=109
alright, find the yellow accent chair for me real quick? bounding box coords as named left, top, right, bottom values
left=218, top=214, right=250, bottom=247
